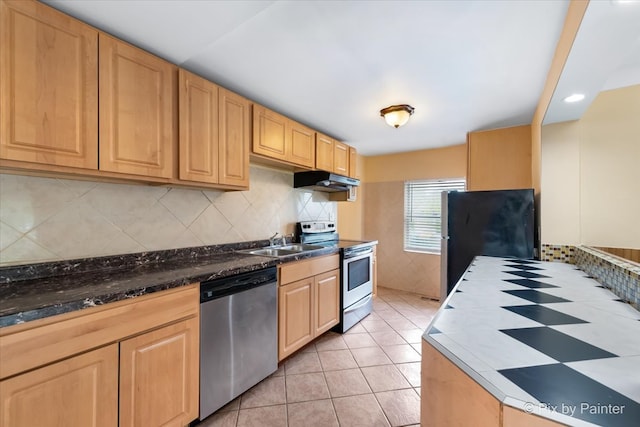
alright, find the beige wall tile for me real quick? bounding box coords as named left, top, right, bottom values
left=0, top=236, right=57, bottom=265
left=364, top=181, right=441, bottom=299
left=0, top=165, right=337, bottom=265
left=26, top=200, right=121, bottom=259
left=0, top=222, right=22, bottom=251
left=159, top=188, right=211, bottom=227
left=0, top=174, right=76, bottom=233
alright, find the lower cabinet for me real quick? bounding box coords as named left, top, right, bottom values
left=278, top=255, right=340, bottom=361
left=279, top=277, right=314, bottom=359
left=0, top=344, right=119, bottom=427
left=0, top=284, right=199, bottom=427
left=119, top=317, right=199, bottom=427
left=314, top=269, right=340, bottom=336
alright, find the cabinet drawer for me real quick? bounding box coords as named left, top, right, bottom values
left=279, top=254, right=339, bottom=285
left=0, top=284, right=198, bottom=380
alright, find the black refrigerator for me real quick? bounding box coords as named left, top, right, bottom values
left=440, top=189, right=535, bottom=297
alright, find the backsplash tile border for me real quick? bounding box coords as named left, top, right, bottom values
left=541, top=243, right=638, bottom=310
left=540, top=244, right=575, bottom=263
left=574, top=246, right=640, bottom=310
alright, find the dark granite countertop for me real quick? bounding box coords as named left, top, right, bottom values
left=0, top=242, right=338, bottom=328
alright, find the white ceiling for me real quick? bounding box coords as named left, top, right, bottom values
left=543, top=0, right=640, bottom=124
left=43, top=0, right=570, bottom=156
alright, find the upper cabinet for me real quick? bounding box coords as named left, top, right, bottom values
left=252, top=105, right=287, bottom=160
left=349, top=146, right=358, bottom=179
left=178, top=70, right=249, bottom=189
left=99, top=34, right=177, bottom=178
left=467, top=125, right=532, bottom=191
left=252, top=105, right=315, bottom=168
left=0, top=0, right=98, bottom=169
left=316, top=133, right=356, bottom=178
left=289, top=121, right=315, bottom=168
left=218, top=88, right=250, bottom=188
left=315, top=133, right=335, bottom=172
left=334, top=141, right=349, bottom=176
left=1, top=0, right=356, bottom=190
left=179, top=69, right=219, bottom=184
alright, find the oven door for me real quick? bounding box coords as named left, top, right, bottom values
left=342, top=248, right=374, bottom=308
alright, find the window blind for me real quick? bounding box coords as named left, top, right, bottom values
left=404, top=178, right=466, bottom=253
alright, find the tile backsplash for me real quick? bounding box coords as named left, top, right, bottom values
left=540, top=244, right=575, bottom=263
left=0, top=165, right=336, bottom=266
left=574, top=246, right=640, bottom=310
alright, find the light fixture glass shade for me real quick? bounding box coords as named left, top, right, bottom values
left=380, top=104, right=414, bottom=128
left=563, top=93, right=585, bottom=103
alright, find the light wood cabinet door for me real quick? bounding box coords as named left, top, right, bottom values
left=278, top=277, right=314, bottom=361
left=334, top=141, right=349, bottom=175
left=219, top=88, right=250, bottom=188
left=99, top=34, right=176, bottom=178
left=467, top=125, right=532, bottom=191
left=0, top=0, right=98, bottom=169
left=0, top=344, right=118, bottom=427
left=178, top=69, right=219, bottom=184
left=316, top=133, right=334, bottom=172
left=252, top=104, right=287, bottom=161
left=289, top=121, right=315, bottom=168
left=314, top=269, right=340, bottom=336
left=349, top=146, right=357, bottom=178
left=119, top=317, right=199, bottom=427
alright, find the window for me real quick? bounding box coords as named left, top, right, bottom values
left=404, top=178, right=466, bottom=254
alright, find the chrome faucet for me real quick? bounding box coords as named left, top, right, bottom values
left=269, top=232, right=281, bottom=247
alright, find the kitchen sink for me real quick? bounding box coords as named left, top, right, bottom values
left=243, top=248, right=300, bottom=257
left=238, top=244, right=325, bottom=258
left=279, top=244, right=325, bottom=252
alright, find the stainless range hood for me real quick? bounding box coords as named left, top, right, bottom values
left=293, top=171, right=360, bottom=192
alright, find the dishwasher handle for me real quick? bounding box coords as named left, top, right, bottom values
left=200, top=267, right=277, bottom=303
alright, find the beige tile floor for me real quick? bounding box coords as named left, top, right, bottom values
left=198, top=287, right=440, bottom=427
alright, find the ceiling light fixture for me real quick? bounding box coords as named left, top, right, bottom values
left=563, top=93, right=585, bottom=103
left=380, top=104, right=415, bottom=128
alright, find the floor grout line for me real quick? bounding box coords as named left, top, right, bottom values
left=199, top=287, right=439, bottom=427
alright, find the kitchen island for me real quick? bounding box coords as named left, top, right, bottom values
left=422, top=256, right=640, bottom=427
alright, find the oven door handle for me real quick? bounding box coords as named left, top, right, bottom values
left=343, top=248, right=373, bottom=262
left=345, top=294, right=373, bottom=313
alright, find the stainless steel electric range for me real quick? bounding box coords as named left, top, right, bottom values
left=295, top=221, right=378, bottom=333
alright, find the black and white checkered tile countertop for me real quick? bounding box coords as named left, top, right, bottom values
left=423, top=256, right=640, bottom=427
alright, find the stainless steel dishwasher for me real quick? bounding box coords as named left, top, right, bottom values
left=199, top=267, right=278, bottom=420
